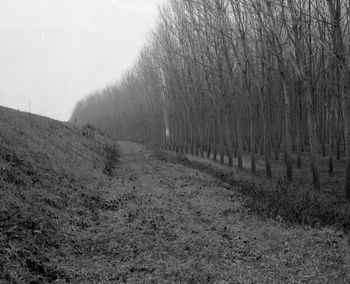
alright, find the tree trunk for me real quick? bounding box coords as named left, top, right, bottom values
left=218, top=106, right=225, bottom=165
left=213, top=115, right=218, bottom=162
left=343, top=86, right=350, bottom=201
left=283, top=82, right=293, bottom=180
left=248, top=104, right=256, bottom=173
left=329, top=106, right=334, bottom=176
left=306, top=85, right=321, bottom=190
left=235, top=106, right=243, bottom=169
left=206, top=118, right=211, bottom=159
left=225, top=113, right=233, bottom=167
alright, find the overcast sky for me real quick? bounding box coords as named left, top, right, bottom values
left=0, top=0, right=163, bottom=121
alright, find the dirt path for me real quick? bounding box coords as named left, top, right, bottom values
left=64, top=142, right=349, bottom=283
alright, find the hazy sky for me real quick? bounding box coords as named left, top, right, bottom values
left=0, top=0, right=163, bottom=121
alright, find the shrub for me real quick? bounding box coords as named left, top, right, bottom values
left=103, top=144, right=120, bottom=176
left=81, top=124, right=95, bottom=137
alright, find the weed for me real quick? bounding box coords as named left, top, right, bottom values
left=103, top=144, right=120, bottom=176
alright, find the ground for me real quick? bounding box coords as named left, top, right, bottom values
left=59, top=142, right=350, bottom=283
left=0, top=106, right=349, bottom=283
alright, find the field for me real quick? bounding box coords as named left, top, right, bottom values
left=1, top=106, right=350, bottom=283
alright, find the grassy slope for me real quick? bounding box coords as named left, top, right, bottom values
left=0, top=106, right=114, bottom=283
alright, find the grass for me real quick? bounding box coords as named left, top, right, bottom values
left=66, top=142, right=350, bottom=283
left=1, top=105, right=349, bottom=282
left=0, top=106, right=120, bottom=283
left=159, top=149, right=350, bottom=235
